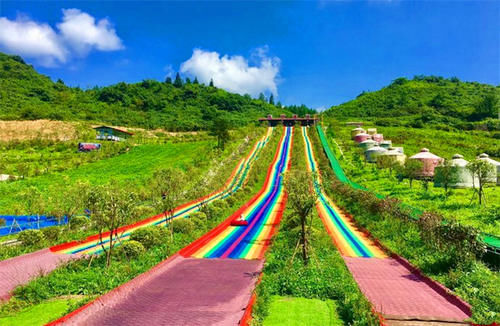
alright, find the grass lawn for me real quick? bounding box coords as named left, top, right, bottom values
left=0, top=297, right=82, bottom=326
left=263, top=296, right=342, bottom=326
left=0, top=141, right=214, bottom=213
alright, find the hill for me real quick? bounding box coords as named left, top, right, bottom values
left=0, top=52, right=290, bottom=131
left=325, top=76, right=499, bottom=131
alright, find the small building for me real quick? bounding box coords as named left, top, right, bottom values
left=351, top=128, right=366, bottom=139
left=378, top=147, right=406, bottom=166
left=367, top=128, right=377, bottom=135
left=372, top=133, right=384, bottom=143
left=365, top=144, right=388, bottom=163
left=409, top=148, right=443, bottom=178
left=380, top=140, right=392, bottom=149
left=93, top=126, right=133, bottom=142
left=354, top=133, right=371, bottom=143
left=359, top=139, right=377, bottom=150
left=477, top=153, right=500, bottom=185
left=435, top=154, right=475, bottom=188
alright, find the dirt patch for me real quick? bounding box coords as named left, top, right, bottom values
left=0, top=120, right=78, bottom=142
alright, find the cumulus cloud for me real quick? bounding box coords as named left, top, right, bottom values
left=0, top=9, right=123, bottom=67
left=58, top=9, right=123, bottom=55
left=180, top=47, right=280, bottom=97
left=0, top=17, right=67, bottom=66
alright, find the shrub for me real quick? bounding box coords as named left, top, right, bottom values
left=0, top=218, right=5, bottom=227
left=189, top=211, right=207, bottom=229
left=133, top=205, right=156, bottom=219
left=18, top=229, right=45, bottom=247
left=171, top=218, right=195, bottom=234
left=130, top=226, right=163, bottom=249
left=69, top=216, right=88, bottom=229
left=117, top=240, right=145, bottom=259
left=41, top=226, right=61, bottom=242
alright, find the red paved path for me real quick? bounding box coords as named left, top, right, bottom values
left=344, top=257, right=471, bottom=321
left=0, top=248, right=79, bottom=301
left=55, top=256, right=263, bottom=326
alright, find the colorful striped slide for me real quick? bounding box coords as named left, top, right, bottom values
left=50, top=127, right=273, bottom=256
left=301, top=126, right=385, bottom=258
left=181, top=126, right=293, bottom=260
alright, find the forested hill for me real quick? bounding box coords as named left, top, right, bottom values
left=325, top=76, right=499, bottom=130
left=0, top=52, right=293, bottom=131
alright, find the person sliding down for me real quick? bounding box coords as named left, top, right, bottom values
left=231, top=214, right=248, bottom=226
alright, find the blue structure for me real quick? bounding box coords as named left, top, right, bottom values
left=0, top=215, right=69, bottom=237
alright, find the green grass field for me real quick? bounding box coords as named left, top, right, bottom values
left=0, top=141, right=211, bottom=213
left=0, top=297, right=83, bottom=326
left=326, top=121, right=500, bottom=236
left=263, top=296, right=342, bottom=326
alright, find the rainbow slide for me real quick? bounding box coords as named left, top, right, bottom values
left=181, top=126, right=293, bottom=260
left=301, top=126, right=385, bottom=258
left=50, top=128, right=273, bottom=256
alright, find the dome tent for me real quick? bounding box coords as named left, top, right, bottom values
left=372, top=133, right=384, bottom=143
left=354, top=133, right=371, bottom=143
left=359, top=139, right=377, bottom=150
left=434, top=154, right=475, bottom=188
left=477, top=153, right=500, bottom=185
left=378, top=147, right=406, bottom=166
left=409, top=148, right=443, bottom=178
left=367, top=128, right=377, bottom=135
left=351, top=128, right=366, bottom=139
left=380, top=140, right=392, bottom=149
left=365, top=144, right=388, bottom=163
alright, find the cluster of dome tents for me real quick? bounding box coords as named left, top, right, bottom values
left=351, top=127, right=500, bottom=188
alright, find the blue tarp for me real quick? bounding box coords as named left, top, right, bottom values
left=0, top=215, right=69, bottom=237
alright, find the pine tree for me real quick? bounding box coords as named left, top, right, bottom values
left=209, top=78, right=214, bottom=87
left=165, top=76, right=172, bottom=84
left=258, top=93, right=266, bottom=102
left=185, top=77, right=191, bottom=84
left=277, top=101, right=282, bottom=108
left=269, top=94, right=275, bottom=105
left=174, top=73, right=183, bottom=88
left=193, top=77, right=199, bottom=84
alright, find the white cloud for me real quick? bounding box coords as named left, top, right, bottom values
left=0, top=17, right=67, bottom=66
left=0, top=9, right=123, bottom=67
left=180, top=47, right=280, bottom=97
left=58, top=9, right=123, bottom=55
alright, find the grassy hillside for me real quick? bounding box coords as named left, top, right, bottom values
left=0, top=127, right=254, bottom=214
left=324, top=119, right=500, bottom=236
left=325, top=76, right=499, bottom=131
left=0, top=52, right=288, bottom=131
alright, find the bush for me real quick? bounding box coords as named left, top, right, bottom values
left=189, top=211, right=207, bottom=229
left=41, top=226, right=61, bottom=242
left=117, top=240, right=145, bottom=259
left=69, top=216, right=89, bottom=229
left=18, top=229, right=45, bottom=247
left=171, top=218, right=195, bottom=234
left=0, top=218, right=5, bottom=227
left=130, top=226, right=164, bottom=249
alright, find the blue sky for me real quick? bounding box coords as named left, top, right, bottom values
left=1, top=1, right=498, bottom=109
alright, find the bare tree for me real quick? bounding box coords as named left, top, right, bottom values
left=284, top=169, right=319, bottom=265
left=467, top=159, right=495, bottom=205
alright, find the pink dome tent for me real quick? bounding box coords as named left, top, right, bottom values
left=409, top=148, right=444, bottom=178
left=354, top=133, right=372, bottom=143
